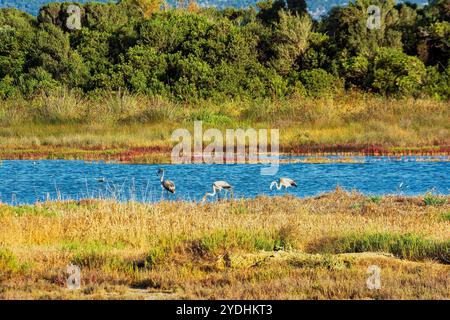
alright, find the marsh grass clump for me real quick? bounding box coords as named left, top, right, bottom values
left=188, top=229, right=281, bottom=257
left=0, top=248, right=27, bottom=275
left=368, top=196, right=382, bottom=205
left=70, top=242, right=122, bottom=270
left=142, top=246, right=169, bottom=269
left=10, top=205, right=58, bottom=217
left=441, top=211, right=450, bottom=222
left=273, top=225, right=295, bottom=251
left=316, top=233, right=450, bottom=264
left=424, top=192, right=448, bottom=206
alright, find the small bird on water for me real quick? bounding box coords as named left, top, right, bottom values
left=158, top=168, right=175, bottom=198
left=270, top=178, right=297, bottom=191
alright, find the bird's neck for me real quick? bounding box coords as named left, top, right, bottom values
left=204, top=187, right=217, bottom=199
left=270, top=181, right=280, bottom=190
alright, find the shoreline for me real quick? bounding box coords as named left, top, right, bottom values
left=1, top=190, right=449, bottom=207
left=0, top=144, right=449, bottom=164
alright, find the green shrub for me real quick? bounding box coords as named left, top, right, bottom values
left=423, top=65, right=450, bottom=100
left=0, top=76, right=20, bottom=99
left=299, top=68, right=341, bottom=97
left=371, top=48, right=426, bottom=97
left=340, top=54, right=370, bottom=87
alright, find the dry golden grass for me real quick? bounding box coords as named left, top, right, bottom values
left=0, top=190, right=448, bottom=299
left=0, top=92, right=448, bottom=162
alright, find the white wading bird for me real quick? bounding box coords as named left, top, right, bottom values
left=201, top=181, right=233, bottom=203
left=270, top=178, right=297, bottom=191
left=158, top=168, right=175, bottom=198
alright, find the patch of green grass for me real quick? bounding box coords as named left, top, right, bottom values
left=314, top=233, right=449, bottom=264
left=71, top=247, right=112, bottom=269
left=0, top=248, right=28, bottom=275
left=71, top=243, right=169, bottom=273
left=68, top=241, right=132, bottom=271
left=0, top=205, right=58, bottom=217
left=349, top=203, right=361, bottom=210
left=188, top=228, right=291, bottom=256
left=187, top=110, right=233, bottom=126
left=424, top=193, right=448, bottom=206
left=441, top=211, right=450, bottom=222
left=142, top=247, right=167, bottom=268
left=253, top=234, right=278, bottom=251
left=368, top=196, right=382, bottom=204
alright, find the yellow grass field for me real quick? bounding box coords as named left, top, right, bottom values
left=0, top=189, right=448, bottom=299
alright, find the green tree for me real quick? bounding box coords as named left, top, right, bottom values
left=121, top=45, right=168, bottom=95
left=272, top=10, right=312, bottom=75
left=322, top=0, right=402, bottom=57
left=372, top=48, right=426, bottom=96
left=395, top=3, right=420, bottom=56
left=298, top=32, right=338, bottom=74
left=28, top=23, right=88, bottom=89
left=0, top=9, right=35, bottom=83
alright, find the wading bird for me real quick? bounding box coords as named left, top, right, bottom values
left=270, top=178, right=297, bottom=191
left=158, top=168, right=175, bottom=198
left=201, top=181, right=233, bottom=203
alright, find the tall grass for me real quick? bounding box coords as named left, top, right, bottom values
left=0, top=90, right=448, bottom=154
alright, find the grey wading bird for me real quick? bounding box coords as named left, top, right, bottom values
left=158, top=168, right=175, bottom=198
left=201, top=181, right=233, bottom=203
left=270, top=178, right=297, bottom=191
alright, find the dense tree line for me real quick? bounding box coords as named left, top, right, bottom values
left=0, top=0, right=449, bottom=100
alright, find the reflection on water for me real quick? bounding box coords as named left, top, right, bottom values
left=0, top=157, right=448, bottom=205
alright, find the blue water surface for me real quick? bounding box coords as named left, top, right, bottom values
left=0, top=157, right=448, bottom=205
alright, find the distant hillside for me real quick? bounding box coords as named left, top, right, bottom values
left=0, top=0, right=429, bottom=19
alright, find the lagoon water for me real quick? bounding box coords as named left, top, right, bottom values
left=0, top=157, right=448, bottom=205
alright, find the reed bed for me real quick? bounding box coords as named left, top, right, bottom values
left=0, top=92, right=448, bottom=162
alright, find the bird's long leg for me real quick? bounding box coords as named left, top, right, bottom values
left=217, top=188, right=222, bottom=201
